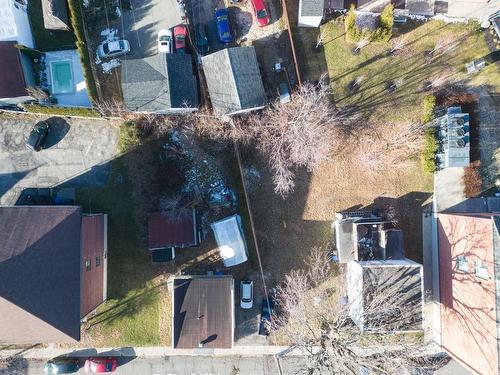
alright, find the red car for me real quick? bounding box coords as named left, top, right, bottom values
left=84, top=357, right=117, bottom=373
left=173, top=25, right=188, bottom=53
left=250, top=0, right=270, bottom=27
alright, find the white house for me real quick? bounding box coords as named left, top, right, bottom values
left=0, top=0, right=33, bottom=47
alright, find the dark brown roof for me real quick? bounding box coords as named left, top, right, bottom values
left=148, top=209, right=198, bottom=250
left=0, top=206, right=82, bottom=343
left=173, top=277, right=234, bottom=348
left=0, top=42, right=27, bottom=99
left=81, top=214, right=107, bottom=319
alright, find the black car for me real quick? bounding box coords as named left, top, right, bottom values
left=26, top=121, right=50, bottom=151
left=195, top=23, right=209, bottom=56
left=44, top=358, right=80, bottom=374
left=258, top=297, right=274, bottom=336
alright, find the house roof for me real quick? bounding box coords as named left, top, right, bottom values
left=41, top=0, right=70, bottom=31
left=202, top=47, right=266, bottom=115
left=148, top=209, right=198, bottom=250
left=0, top=206, right=82, bottom=343
left=121, top=54, right=199, bottom=113
left=81, top=214, right=106, bottom=319
left=349, top=261, right=423, bottom=332
left=172, top=277, right=234, bottom=348
left=0, top=41, right=27, bottom=99
left=299, top=0, right=324, bottom=17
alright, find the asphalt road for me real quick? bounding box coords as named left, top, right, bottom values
left=7, top=355, right=308, bottom=375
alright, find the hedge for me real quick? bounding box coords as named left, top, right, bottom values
left=345, top=4, right=394, bottom=43
left=67, top=0, right=99, bottom=102
left=421, top=94, right=436, bottom=124
left=119, top=121, right=142, bottom=152
left=422, top=128, right=438, bottom=173
left=22, top=103, right=101, bottom=118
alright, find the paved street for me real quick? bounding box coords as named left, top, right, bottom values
left=0, top=113, right=119, bottom=205
left=2, top=355, right=307, bottom=375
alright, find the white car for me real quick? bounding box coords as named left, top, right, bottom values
left=157, top=29, right=173, bottom=54
left=240, top=280, right=253, bottom=309
left=97, top=40, right=130, bottom=58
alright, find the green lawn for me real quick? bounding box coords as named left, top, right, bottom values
left=322, top=19, right=498, bottom=123
left=77, top=158, right=161, bottom=346
left=27, top=0, right=76, bottom=51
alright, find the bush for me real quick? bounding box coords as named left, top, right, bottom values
left=67, top=0, right=99, bottom=102
left=22, top=103, right=101, bottom=117
left=421, top=94, right=436, bottom=124
left=378, top=4, right=394, bottom=41
left=119, top=121, right=142, bottom=152
left=464, top=161, right=482, bottom=197
left=422, top=128, right=438, bottom=173
left=345, top=5, right=360, bottom=42
left=344, top=4, right=394, bottom=43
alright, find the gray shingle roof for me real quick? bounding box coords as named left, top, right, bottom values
left=300, top=0, right=324, bottom=17
left=202, top=47, right=266, bottom=115
left=121, top=54, right=199, bottom=113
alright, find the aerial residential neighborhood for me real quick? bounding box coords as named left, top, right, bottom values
left=1, top=0, right=500, bottom=373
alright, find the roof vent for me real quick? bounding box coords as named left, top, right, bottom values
left=456, top=128, right=465, bottom=136
left=456, top=118, right=465, bottom=126
left=456, top=138, right=466, bottom=148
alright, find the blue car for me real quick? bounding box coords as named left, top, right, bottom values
left=215, top=8, right=232, bottom=44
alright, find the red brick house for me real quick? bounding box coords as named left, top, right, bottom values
left=437, top=213, right=500, bottom=375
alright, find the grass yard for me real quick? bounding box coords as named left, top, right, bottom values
left=76, top=158, right=164, bottom=347
left=27, top=0, right=76, bottom=51
left=321, top=19, right=500, bottom=123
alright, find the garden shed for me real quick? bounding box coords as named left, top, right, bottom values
left=211, top=215, right=248, bottom=267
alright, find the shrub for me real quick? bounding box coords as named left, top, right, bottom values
left=345, top=4, right=394, bottom=43
left=464, top=161, right=482, bottom=197
left=422, top=128, right=438, bottom=173
left=119, top=121, right=142, bottom=152
left=378, top=4, right=394, bottom=41
left=345, top=5, right=361, bottom=42
left=67, top=0, right=99, bottom=102
left=421, top=94, right=436, bottom=124
left=22, top=103, right=101, bottom=117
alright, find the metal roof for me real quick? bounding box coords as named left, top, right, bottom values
left=148, top=209, right=198, bottom=250
left=211, top=214, right=248, bottom=267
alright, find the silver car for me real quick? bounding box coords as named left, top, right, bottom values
left=97, top=40, right=130, bottom=58
left=240, top=280, right=254, bottom=309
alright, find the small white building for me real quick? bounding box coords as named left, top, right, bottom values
left=298, top=0, right=324, bottom=27
left=0, top=0, right=34, bottom=47
left=211, top=215, right=248, bottom=267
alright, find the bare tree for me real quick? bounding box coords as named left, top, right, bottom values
left=389, top=35, right=410, bottom=55
left=273, top=249, right=444, bottom=374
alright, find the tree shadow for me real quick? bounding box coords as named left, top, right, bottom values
left=44, top=117, right=70, bottom=149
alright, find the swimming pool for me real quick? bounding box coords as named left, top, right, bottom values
left=50, top=60, right=74, bottom=95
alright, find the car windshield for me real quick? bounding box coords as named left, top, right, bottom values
left=217, top=15, right=228, bottom=22
left=176, top=34, right=185, bottom=40
left=106, top=363, right=113, bottom=371
left=102, top=43, right=110, bottom=54
left=119, top=41, right=125, bottom=50
left=222, top=32, right=231, bottom=39
left=257, top=9, right=267, bottom=19
left=159, top=35, right=171, bottom=42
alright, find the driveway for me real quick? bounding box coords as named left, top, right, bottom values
left=122, top=0, right=183, bottom=59
left=0, top=114, right=119, bottom=205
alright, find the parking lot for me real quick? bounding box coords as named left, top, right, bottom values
left=0, top=113, right=119, bottom=205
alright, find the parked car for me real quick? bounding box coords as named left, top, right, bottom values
left=157, top=29, right=173, bottom=54
left=195, top=23, right=209, bottom=55
left=44, top=358, right=80, bottom=374
left=258, top=297, right=274, bottom=335
left=250, top=0, right=270, bottom=27
left=215, top=8, right=232, bottom=44
left=240, top=280, right=254, bottom=309
left=26, top=120, right=50, bottom=151
left=84, top=357, right=117, bottom=373
left=97, top=40, right=130, bottom=58
left=174, top=25, right=188, bottom=53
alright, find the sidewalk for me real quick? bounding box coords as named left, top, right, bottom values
left=0, top=345, right=297, bottom=360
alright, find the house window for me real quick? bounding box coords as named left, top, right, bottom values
left=85, top=259, right=91, bottom=271
left=456, top=256, right=468, bottom=272
left=96, top=256, right=101, bottom=267
left=475, top=261, right=488, bottom=280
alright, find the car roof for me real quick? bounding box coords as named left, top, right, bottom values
left=251, top=0, right=266, bottom=9
left=215, top=8, right=228, bottom=15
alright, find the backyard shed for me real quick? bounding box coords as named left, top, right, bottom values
left=211, top=215, right=248, bottom=267
left=0, top=41, right=29, bottom=103
left=202, top=47, right=266, bottom=115
left=121, top=54, right=199, bottom=113
left=172, top=276, right=234, bottom=349
left=298, top=0, right=324, bottom=27
left=148, top=209, right=199, bottom=262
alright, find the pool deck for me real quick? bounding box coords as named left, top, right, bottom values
left=44, top=50, right=91, bottom=107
